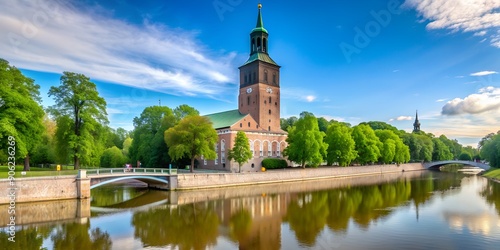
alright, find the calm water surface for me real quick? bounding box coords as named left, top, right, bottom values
left=2, top=171, right=500, bottom=250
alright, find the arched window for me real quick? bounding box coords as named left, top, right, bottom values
left=221, top=140, right=225, bottom=151
left=251, top=38, right=255, bottom=52
left=269, top=109, right=271, bottom=115
left=240, top=123, right=242, bottom=128
left=257, top=37, right=261, bottom=51
left=247, top=96, right=250, bottom=105
left=269, top=97, right=271, bottom=103
left=268, top=126, right=271, bottom=131
left=253, top=72, right=256, bottom=83
left=264, top=70, right=268, bottom=82
left=263, top=38, right=267, bottom=52
left=273, top=73, right=277, bottom=84
left=248, top=122, right=250, bottom=127
left=244, top=74, right=247, bottom=83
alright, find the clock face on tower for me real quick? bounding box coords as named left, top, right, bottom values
left=266, top=87, right=273, bottom=94
left=246, top=87, right=252, bottom=94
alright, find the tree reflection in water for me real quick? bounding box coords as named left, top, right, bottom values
left=51, top=221, right=112, bottom=250
left=480, top=178, right=500, bottom=216
left=132, top=202, right=219, bottom=250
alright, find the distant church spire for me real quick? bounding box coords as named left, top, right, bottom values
left=413, top=110, right=421, bottom=133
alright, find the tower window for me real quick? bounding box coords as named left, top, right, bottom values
left=268, top=126, right=271, bottom=131
left=269, top=109, right=271, bottom=114
left=269, top=97, right=271, bottom=103
left=273, top=73, right=276, bottom=84
left=257, top=37, right=261, bottom=51
left=264, top=70, right=268, bottom=82
left=247, top=96, right=250, bottom=105
left=248, top=122, right=250, bottom=127
left=263, top=38, right=267, bottom=52
left=240, top=123, right=242, bottom=128
left=252, top=38, right=255, bottom=52
left=244, top=74, right=247, bottom=83
left=253, top=72, right=256, bottom=83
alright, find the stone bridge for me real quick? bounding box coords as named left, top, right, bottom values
left=423, top=160, right=490, bottom=171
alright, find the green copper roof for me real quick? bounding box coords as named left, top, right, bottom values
left=205, top=109, right=247, bottom=129
left=241, top=52, right=279, bottom=67
left=252, top=5, right=268, bottom=34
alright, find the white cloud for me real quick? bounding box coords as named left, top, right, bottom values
left=0, top=0, right=237, bottom=97
left=282, top=88, right=317, bottom=103
left=470, top=71, right=498, bottom=76
left=442, top=86, right=500, bottom=115
left=389, top=116, right=413, bottom=122
left=404, top=0, right=500, bottom=48
left=306, top=95, right=316, bottom=102
left=436, top=98, right=448, bottom=102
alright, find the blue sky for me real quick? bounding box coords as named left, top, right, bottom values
left=1, top=0, right=499, bottom=146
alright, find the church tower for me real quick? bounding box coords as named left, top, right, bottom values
left=238, top=4, right=282, bottom=132
left=413, top=110, right=421, bottom=133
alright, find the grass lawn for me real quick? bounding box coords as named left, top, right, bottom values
left=0, top=165, right=78, bottom=179
left=483, top=168, right=500, bottom=180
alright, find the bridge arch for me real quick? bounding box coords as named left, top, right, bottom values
left=90, top=176, right=169, bottom=190
left=423, top=160, right=490, bottom=171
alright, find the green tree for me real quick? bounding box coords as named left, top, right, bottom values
left=280, top=116, right=298, bottom=131
left=375, top=129, right=410, bottom=164
left=324, top=122, right=357, bottom=166
left=100, top=146, right=126, bottom=168
left=284, top=113, right=327, bottom=168
left=129, top=106, right=175, bottom=168
left=227, top=131, right=253, bottom=173
left=0, top=59, right=45, bottom=170
left=317, top=117, right=329, bottom=133
left=438, top=135, right=462, bottom=159
left=480, top=133, right=500, bottom=167
left=432, top=137, right=453, bottom=161
left=48, top=72, right=108, bottom=169
left=352, top=124, right=381, bottom=164
left=458, top=152, right=472, bottom=161
left=174, top=104, right=200, bottom=122
left=122, top=137, right=133, bottom=158
left=164, top=115, right=218, bottom=172
left=31, top=115, right=57, bottom=166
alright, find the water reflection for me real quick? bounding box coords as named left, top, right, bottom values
left=2, top=171, right=500, bottom=249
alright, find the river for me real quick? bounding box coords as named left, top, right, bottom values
left=1, top=170, right=500, bottom=249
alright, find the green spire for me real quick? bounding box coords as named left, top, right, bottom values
left=252, top=3, right=268, bottom=33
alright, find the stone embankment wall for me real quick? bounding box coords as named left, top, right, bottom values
left=176, top=163, right=424, bottom=190
left=0, top=176, right=89, bottom=204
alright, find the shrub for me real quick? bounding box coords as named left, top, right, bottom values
left=100, top=146, right=127, bottom=168
left=262, top=158, right=287, bottom=169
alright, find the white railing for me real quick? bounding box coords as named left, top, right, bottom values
left=86, top=168, right=178, bottom=176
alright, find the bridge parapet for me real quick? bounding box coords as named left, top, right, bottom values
left=85, top=168, right=177, bottom=176
left=423, top=160, right=490, bottom=170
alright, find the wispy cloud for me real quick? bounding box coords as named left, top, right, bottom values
left=436, top=98, right=448, bottom=102
left=470, top=71, right=498, bottom=76
left=282, top=88, right=317, bottom=103
left=442, top=86, right=500, bottom=115
left=0, top=0, right=237, bottom=97
left=389, top=116, right=413, bottom=122
left=404, top=0, right=500, bottom=48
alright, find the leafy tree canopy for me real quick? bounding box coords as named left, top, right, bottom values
left=227, top=131, right=253, bottom=173
left=164, top=115, right=218, bottom=172
left=284, top=113, right=327, bottom=168
left=48, top=72, right=108, bottom=169
left=325, top=122, right=357, bottom=166
left=0, top=59, right=44, bottom=169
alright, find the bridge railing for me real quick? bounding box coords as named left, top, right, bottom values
left=86, top=168, right=177, bottom=176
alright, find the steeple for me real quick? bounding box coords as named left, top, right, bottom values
left=413, top=110, right=421, bottom=133
left=254, top=3, right=267, bottom=33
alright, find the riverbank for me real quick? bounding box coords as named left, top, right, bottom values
left=482, top=168, right=500, bottom=183
left=175, top=163, right=425, bottom=190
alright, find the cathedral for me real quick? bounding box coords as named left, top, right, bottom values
left=200, top=4, right=288, bottom=172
